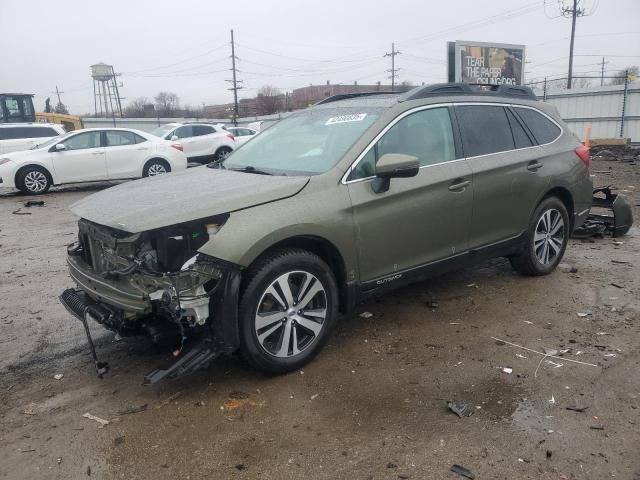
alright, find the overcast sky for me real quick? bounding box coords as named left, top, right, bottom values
left=2, top=0, right=639, bottom=114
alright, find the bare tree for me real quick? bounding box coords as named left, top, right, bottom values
left=54, top=101, right=69, bottom=114
left=154, top=91, right=180, bottom=117
left=125, top=97, right=150, bottom=117
left=609, top=66, right=639, bottom=86
left=256, top=86, right=283, bottom=115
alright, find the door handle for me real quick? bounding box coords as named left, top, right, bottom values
left=526, top=161, right=543, bottom=172
left=91, top=151, right=104, bottom=155
left=136, top=147, right=148, bottom=151
left=448, top=179, right=471, bottom=192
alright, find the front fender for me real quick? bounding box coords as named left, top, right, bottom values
left=197, top=181, right=358, bottom=278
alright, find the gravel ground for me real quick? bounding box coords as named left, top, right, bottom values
left=0, top=159, right=638, bottom=480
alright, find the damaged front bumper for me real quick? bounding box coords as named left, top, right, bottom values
left=572, top=187, right=634, bottom=238
left=60, top=218, right=242, bottom=382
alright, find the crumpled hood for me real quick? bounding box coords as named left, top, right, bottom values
left=71, top=167, right=310, bottom=233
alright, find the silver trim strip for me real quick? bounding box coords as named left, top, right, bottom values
left=341, top=102, right=564, bottom=185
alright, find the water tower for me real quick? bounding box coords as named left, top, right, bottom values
left=91, top=63, right=123, bottom=117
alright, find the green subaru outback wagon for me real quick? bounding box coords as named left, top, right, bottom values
left=61, top=83, right=593, bottom=381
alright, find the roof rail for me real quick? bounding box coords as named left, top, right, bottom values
left=399, top=83, right=537, bottom=102
left=314, top=91, right=398, bottom=105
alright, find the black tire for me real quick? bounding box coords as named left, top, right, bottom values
left=510, top=196, right=570, bottom=276
left=16, top=165, right=52, bottom=195
left=214, top=147, right=232, bottom=161
left=239, top=248, right=339, bottom=374
left=143, top=158, right=171, bottom=177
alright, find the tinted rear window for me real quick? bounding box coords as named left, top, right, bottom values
left=514, top=107, right=561, bottom=145
left=456, top=105, right=514, bottom=157
left=0, top=126, right=58, bottom=140
left=506, top=108, right=533, bottom=149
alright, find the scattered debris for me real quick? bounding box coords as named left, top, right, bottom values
left=557, top=263, right=578, bottom=273
left=548, top=395, right=556, bottom=405
left=155, top=392, right=182, bottom=408
left=310, top=393, right=319, bottom=400
left=490, top=337, right=599, bottom=368
left=543, top=348, right=559, bottom=356
left=24, top=200, right=45, bottom=207
left=114, top=436, right=125, bottom=446
left=577, top=311, right=591, bottom=318
left=222, top=397, right=257, bottom=411
left=234, top=463, right=246, bottom=471
left=53, top=374, right=64, bottom=380
left=116, top=404, right=148, bottom=416
left=466, top=283, right=478, bottom=288
left=12, top=209, right=32, bottom=215
left=515, top=353, right=527, bottom=359
left=501, top=367, right=513, bottom=375
left=611, top=259, right=631, bottom=265
left=610, top=282, right=624, bottom=289
left=450, top=464, right=475, bottom=479
left=22, top=403, right=37, bottom=416
left=589, top=425, right=605, bottom=430
left=359, top=311, right=373, bottom=319
left=447, top=400, right=475, bottom=418
left=523, top=321, right=533, bottom=325
left=82, top=412, right=110, bottom=427
left=546, top=450, right=553, bottom=458
left=566, top=405, right=589, bottom=413
left=545, top=360, right=563, bottom=368
left=425, top=300, right=439, bottom=309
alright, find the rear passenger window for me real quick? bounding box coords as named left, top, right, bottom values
left=0, top=127, right=57, bottom=140
left=506, top=108, right=533, bottom=149
left=349, top=107, right=456, bottom=180
left=456, top=105, right=514, bottom=157
left=194, top=125, right=214, bottom=136
left=514, top=107, right=561, bottom=145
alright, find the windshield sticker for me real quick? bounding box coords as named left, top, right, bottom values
left=325, top=113, right=367, bottom=125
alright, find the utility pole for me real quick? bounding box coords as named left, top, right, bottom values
left=562, top=0, right=585, bottom=89
left=600, top=56, right=606, bottom=86
left=226, top=29, right=242, bottom=125
left=384, top=43, right=401, bottom=92
left=54, top=86, right=63, bottom=104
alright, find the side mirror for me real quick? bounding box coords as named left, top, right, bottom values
left=54, top=143, right=66, bottom=152
left=372, top=153, right=419, bottom=193
left=170, top=135, right=179, bottom=141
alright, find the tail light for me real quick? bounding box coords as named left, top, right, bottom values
left=171, top=143, right=183, bottom=152
left=575, top=145, right=590, bottom=168
left=226, top=133, right=235, bottom=141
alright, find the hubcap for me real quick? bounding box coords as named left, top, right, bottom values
left=147, top=163, right=167, bottom=176
left=24, top=171, right=48, bottom=193
left=534, top=208, right=565, bottom=265
left=254, top=270, right=327, bottom=358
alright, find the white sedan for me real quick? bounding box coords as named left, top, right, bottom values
left=225, top=126, right=258, bottom=146
left=0, top=128, right=187, bottom=194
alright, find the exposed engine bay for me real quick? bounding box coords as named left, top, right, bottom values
left=60, top=215, right=241, bottom=382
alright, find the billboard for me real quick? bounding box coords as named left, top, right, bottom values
left=447, top=41, right=525, bottom=85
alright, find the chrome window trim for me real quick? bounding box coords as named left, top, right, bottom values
left=341, top=101, right=564, bottom=185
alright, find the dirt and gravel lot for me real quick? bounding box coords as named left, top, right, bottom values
left=0, top=158, right=638, bottom=480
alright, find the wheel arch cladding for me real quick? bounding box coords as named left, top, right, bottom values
left=544, top=186, right=574, bottom=229
left=16, top=164, right=54, bottom=185
left=245, top=235, right=349, bottom=314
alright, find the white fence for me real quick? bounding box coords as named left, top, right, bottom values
left=82, top=82, right=640, bottom=143
left=538, top=82, right=639, bottom=143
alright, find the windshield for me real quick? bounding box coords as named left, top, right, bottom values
left=223, top=106, right=382, bottom=175
left=151, top=125, right=176, bottom=138
left=30, top=132, right=71, bottom=150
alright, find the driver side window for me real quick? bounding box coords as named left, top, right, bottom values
left=349, top=107, right=456, bottom=181
left=174, top=126, right=193, bottom=139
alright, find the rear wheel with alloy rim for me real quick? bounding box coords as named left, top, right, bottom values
left=16, top=166, right=51, bottom=194
left=510, top=196, right=569, bottom=276
left=239, top=249, right=338, bottom=374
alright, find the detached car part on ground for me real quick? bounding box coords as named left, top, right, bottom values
left=572, top=186, right=633, bottom=238
left=60, top=83, right=595, bottom=383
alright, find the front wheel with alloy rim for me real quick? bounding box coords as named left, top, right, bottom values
left=214, top=147, right=232, bottom=161
left=16, top=166, right=51, bottom=194
left=510, top=196, right=570, bottom=276
left=239, top=249, right=339, bottom=374
left=143, top=159, right=171, bottom=177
